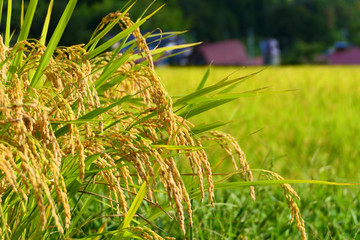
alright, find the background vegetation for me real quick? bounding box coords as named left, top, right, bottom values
left=158, top=66, right=360, bottom=181
left=2, top=0, right=360, bottom=64
left=156, top=66, right=360, bottom=239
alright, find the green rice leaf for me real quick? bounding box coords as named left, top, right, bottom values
left=66, top=179, right=82, bottom=201
left=151, top=145, right=206, bottom=150
left=87, top=20, right=144, bottom=59
left=20, top=0, right=23, bottom=27
left=97, top=74, right=127, bottom=94
left=69, top=229, right=141, bottom=239
left=117, top=30, right=187, bottom=53
left=51, top=119, right=105, bottom=124
left=179, top=98, right=234, bottom=119
left=125, top=111, right=157, bottom=131
left=94, top=53, right=131, bottom=89
left=85, top=2, right=135, bottom=50
left=68, top=192, right=94, bottom=233
left=0, top=0, right=4, bottom=25
left=214, top=179, right=360, bottom=190
left=94, top=39, right=137, bottom=89
left=174, top=70, right=262, bottom=107
left=196, top=63, right=211, bottom=91
left=190, top=121, right=231, bottom=135
left=183, top=90, right=267, bottom=105
left=39, top=0, right=54, bottom=45
left=17, top=0, right=38, bottom=42
left=5, top=0, right=38, bottom=80
left=130, top=42, right=201, bottom=62
left=30, top=0, right=77, bottom=89
left=0, top=205, right=10, bottom=240
left=5, top=0, right=12, bottom=47
left=116, top=182, right=148, bottom=239
left=88, top=7, right=162, bottom=59
left=139, top=203, right=172, bottom=226
left=137, top=0, right=157, bottom=20
left=55, top=95, right=132, bottom=138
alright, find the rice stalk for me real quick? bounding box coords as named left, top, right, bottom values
left=0, top=5, right=307, bottom=240
left=0, top=11, right=222, bottom=236
left=261, top=169, right=306, bottom=240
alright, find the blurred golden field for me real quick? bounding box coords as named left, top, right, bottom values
left=157, top=66, right=360, bottom=182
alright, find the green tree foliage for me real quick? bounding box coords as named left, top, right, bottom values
left=2, top=0, right=360, bottom=63
left=177, top=0, right=360, bottom=62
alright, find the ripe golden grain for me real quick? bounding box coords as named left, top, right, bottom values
left=0, top=11, right=306, bottom=239
left=204, top=130, right=256, bottom=200
left=0, top=13, right=221, bottom=234
left=262, top=170, right=306, bottom=240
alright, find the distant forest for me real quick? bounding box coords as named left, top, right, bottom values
left=2, top=0, right=360, bottom=63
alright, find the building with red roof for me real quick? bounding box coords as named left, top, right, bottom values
left=317, top=42, right=360, bottom=65
left=327, top=46, right=360, bottom=65
left=189, top=39, right=263, bottom=66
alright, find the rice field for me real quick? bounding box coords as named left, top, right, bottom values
left=158, top=65, right=360, bottom=181
left=155, top=65, right=360, bottom=239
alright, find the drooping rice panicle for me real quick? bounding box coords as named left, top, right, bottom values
left=0, top=7, right=307, bottom=239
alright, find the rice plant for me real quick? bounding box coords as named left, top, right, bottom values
left=0, top=1, right=314, bottom=239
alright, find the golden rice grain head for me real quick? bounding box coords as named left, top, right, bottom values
left=150, top=149, right=189, bottom=232
left=182, top=186, right=193, bottom=226
left=95, top=157, right=128, bottom=214
left=262, top=170, right=306, bottom=240
left=207, top=131, right=255, bottom=200
left=175, top=132, right=206, bottom=201
left=132, top=226, right=166, bottom=240
left=196, top=139, right=215, bottom=206
left=166, top=156, right=191, bottom=232
left=41, top=175, right=64, bottom=234
left=48, top=162, right=71, bottom=227
left=0, top=145, right=21, bottom=192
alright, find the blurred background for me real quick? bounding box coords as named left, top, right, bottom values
left=2, top=0, right=360, bottom=65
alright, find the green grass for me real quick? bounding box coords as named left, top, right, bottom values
left=156, top=65, right=360, bottom=239
left=158, top=66, right=360, bottom=181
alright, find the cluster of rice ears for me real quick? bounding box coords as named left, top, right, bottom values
left=1, top=0, right=344, bottom=239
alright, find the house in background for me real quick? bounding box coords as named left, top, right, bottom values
left=317, top=42, right=360, bottom=65
left=189, top=39, right=263, bottom=66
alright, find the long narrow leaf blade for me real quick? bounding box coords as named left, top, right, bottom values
left=179, top=99, right=234, bottom=119
left=5, top=0, right=12, bottom=47
left=116, top=182, right=148, bottom=239
left=130, top=42, right=201, bottom=62
left=85, top=2, right=136, bottom=50
left=17, top=0, right=38, bottom=41
left=30, top=0, right=77, bottom=89
left=151, top=145, right=206, bottom=150
left=55, top=95, right=132, bottom=138
left=20, top=0, right=24, bottom=27
left=39, top=0, right=54, bottom=45
left=190, top=121, right=231, bottom=135
left=88, top=8, right=161, bottom=59
left=174, top=70, right=262, bottom=107
left=0, top=0, right=3, bottom=25
left=215, top=179, right=360, bottom=190
left=196, top=63, right=211, bottom=91
left=5, top=0, right=39, bottom=80
left=183, top=88, right=270, bottom=104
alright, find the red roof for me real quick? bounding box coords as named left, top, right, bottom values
left=328, top=47, right=360, bottom=65
left=196, top=40, right=262, bottom=65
